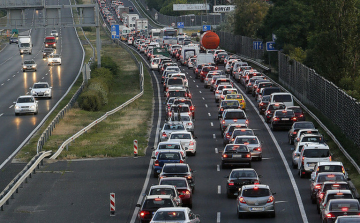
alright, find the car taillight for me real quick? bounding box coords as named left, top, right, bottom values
left=162, top=132, right=167, bottom=137
left=267, top=111, right=271, bottom=114
left=342, top=167, right=345, bottom=174
left=260, top=102, right=264, bottom=106
left=195, top=69, right=198, bottom=72
left=140, top=211, right=150, bottom=218
left=319, top=193, right=324, bottom=200
left=239, top=197, right=246, bottom=204
left=179, top=160, right=184, bottom=163
left=154, top=160, right=159, bottom=166
left=292, top=117, right=297, bottom=121
left=189, top=141, right=194, bottom=146
left=187, top=175, right=192, bottom=179
left=220, top=108, right=224, bottom=111
left=190, top=106, right=195, bottom=111
left=273, top=117, right=279, bottom=121
left=222, top=120, right=225, bottom=124
left=326, top=213, right=335, bottom=218
left=228, top=180, right=234, bottom=186
left=223, top=154, right=228, bottom=158
left=301, top=156, right=305, bottom=165
left=267, top=196, right=274, bottom=203
left=257, top=88, right=260, bottom=93
left=226, top=133, right=230, bottom=138
left=315, top=184, right=321, bottom=189
left=329, top=156, right=332, bottom=161
left=216, top=90, right=219, bottom=93
left=200, top=71, right=203, bottom=75
left=293, top=131, right=297, bottom=135
left=245, top=120, right=249, bottom=125
left=246, top=154, right=251, bottom=158
left=254, top=147, right=261, bottom=152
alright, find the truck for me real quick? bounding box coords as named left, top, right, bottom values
left=125, top=14, right=139, bottom=31
left=116, top=6, right=129, bottom=21
left=135, top=18, right=148, bottom=33
left=195, top=53, right=214, bottom=67
left=18, top=36, right=32, bottom=55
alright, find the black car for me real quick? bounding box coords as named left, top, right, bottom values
left=137, top=195, right=177, bottom=223
left=173, top=98, right=195, bottom=118
left=159, top=163, right=195, bottom=191
left=42, top=48, right=54, bottom=58
left=258, top=95, right=271, bottom=115
left=287, top=106, right=306, bottom=121
left=264, top=102, right=286, bottom=123
left=9, top=37, right=18, bottom=44
left=218, top=100, right=240, bottom=118
left=287, top=121, right=315, bottom=145
left=270, top=110, right=297, bottom=130
left=221, top=144, right=252, bottom=169
left=129, top=6, right=134, bottom=12
left=225, top=168, right=260, bottom=198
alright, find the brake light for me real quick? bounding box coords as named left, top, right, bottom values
left=342, top=167, right=345, bottom=174
left=314, top=184, right=321, bottom=189
left=140, top=211, right=150, bottom=218
left=179, top=160, right=184, bottom=163
left=246, top=154, right=251, bottom=158
left=226, top=133, right=230, bottom=138
left=228, top=180, right=234, bottom=186
left=222, top=120, right=225, bottom=124
left=187, top=175, right=192, bottom=179
left=195, top=69, right=198, bottom=72
left=245, top=120, right=249, bottom=125
left=220, top=108, right=224, bottom=111
left=292, top=117, right=297, bottom=121
left=326, top=213, right=335, bottom=218
left=200, top=71, right=203, bottom=75
left=154, top=160, right=159, bottom=166
left=301, top=156, right=305, bottom=165
left=260, top=103, right=264, bottom=106
left=223, top=154, right=228, bottom=158
left=254, top=147, right=261, bottom=152
left=267, top=110, right=271, bottom=114
left=342, top=207, right=349, bottom=212
left=189, top=141, right=194, bottom=146
left=293, top=131, right=297, bottom=135
left=267, top=196, right=274, bottom=203
left=216, top=90, right=219, bottom=93
left=239, top=197, right=246, bottom=204
left=319, top=193, right=324, bottom=200
left=162, top=132, right=167, bottom=137
left=273, top=117, right=279, bottom=121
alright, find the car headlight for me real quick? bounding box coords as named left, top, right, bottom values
left=45, top=90, right=50, bottom=93
left=23, top=66, right=26, bottom=69
left=15, top=106, right=20, bottom=109
left=30, top=105, right=35, bottom=109
left=32, top=65, right=36, bottom=68
left=45, top=44, right=48, bottom=46
left=54, top=43, right=56, bottom=46
left=21, top=50, right=24, bottom=52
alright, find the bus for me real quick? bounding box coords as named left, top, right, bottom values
left=150, top=29, right=161, bottom=41
left=160, top=27, right=178, bottom=46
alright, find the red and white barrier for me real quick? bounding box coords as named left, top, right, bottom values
left=110, top=193, right=115, bottom=216
left=134, top=140, right=138, bottom=158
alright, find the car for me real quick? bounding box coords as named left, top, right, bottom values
left=45, top=36, right=56, bottom=48
left=50, top=29, right=59, bottom=37
left=321, top=199, right=360, bottom=223
left=210, top=76, right=230, bottom=91
left=22, top=60, right=37, bottom=72
left=137, top=195, right=177, bottom=223
left=334, top=215, right=360, bottom=223
left=151, top=142, right=186, bottom=159
left=270, top=110, right=297, bottom=131
left=294, top=133, right=324, bottom=148
left=159, top=122, right=186, bottom=142
left=317, top=183, right=352, bottom=213
left=298, top=143, right=331, bottom=178
left=219, top=88, right=239, bottom=102
left=286, top=106, right=306, bottom=121
left=287, top=121, right=316, bottom=145
left=148, top=185, right=182, bottom=207
left=226, top=168, right=260, bottom=198
left=258, top=95, right=271, bottom=115
left=233, top=136, right=262, bottom=161
left=229, top=128, right=255, bottom=144
left=168, top=113, right=194, bottom=136
left=264, top=103, right=286, bottom=123
left=129, top=6, right=134, bottom=12
left=159, top=163, right=195, bottom=191
left=159, top=177, right=193, bottom=208
left=219, top=109, right=248, bottom=133
left=30, top=82, right=52, bottom=98
left=152, top=150, right=186, bottom=178
left=246, top=77, right=266, bottom=94
left=150, top=207, right=200, bottom=223
left=168, top=131, right=197, bottom=156
left=217, top=100, right=241, bottom=119
left=310, top=172, right=349, bottom=204
left=214, top=84, right=233, bottom=103
left=167, top=104, right=192, bottom=121
left=221, top=144, right=252, bottom=169
left=222, top=124, right=248, bottom=145
left=214, top=52, right=228, bottom=65
left=165, top=87, right=187, bottom=100
left=200, top=66, right=216, bottom=82
left=14, top=95, right=38, bottom=116
left=224, top=93, right=246, bottom=110
left=253, top=81, right=273, bottom=98
left=236, top=184, right=276, bottom=218
left=42, top=48, right=54, bottom=58
left=48, top=54, right=62, bottom=66
left=172, top=98, right=195, bottom=118
left=311, top=161, right=348, bottom=181
left=9, top=37, right=18, bottom=44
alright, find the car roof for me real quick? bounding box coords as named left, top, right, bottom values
left=231, top=168, right=256, bottom=172
left=163, top=163, right=188, bottom=167
left=158, top=150, right=182, bottom=153
left=160, top=177, right=187, bottom=181
left=34, top=82, right=49, bottom=85
left=317, top=161, right=343, bottom=166
left=170, top=131, right=191, bottom=134
left=158, top=141, right=181, bottom=145
left=150, top=185, right=177, bottom=189
left=155, top=207, right=189, bottom=212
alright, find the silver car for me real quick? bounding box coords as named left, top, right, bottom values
left=22, top=60, right=37, bottom=72
left=169, top=113, right=194, bottom=135
left=14, top=95, right=38, bottom=116
left=233, top=136, right=262, bottom=161
left=159, top=122, right=186, bottom=142
left=150, top=207, right=200, bottom=223
left=237, top=184, right=276, bottom=218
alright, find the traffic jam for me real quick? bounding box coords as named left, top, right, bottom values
left=99, top=1, right=360, bottom=222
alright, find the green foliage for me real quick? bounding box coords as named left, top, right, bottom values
left=78, top=89, right=102, bottom=111
left=101, top=56, right=119, bottom=76
left=82, top=27, right=93, bottom=32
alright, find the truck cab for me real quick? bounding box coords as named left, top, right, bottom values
left=45, top=36, right=56, bottom=49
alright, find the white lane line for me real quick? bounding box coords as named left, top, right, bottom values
left=9, top=105, right=14, bottom=108
left=186, top=72, right=188, bottom=74
left=205, top=104, right=208, bottom=108
left=0, top=113, right=3, bottom=117
left=196, top=85, right=198, bottom=88
left=210, top=122, right=213, bottom=126
left=275, top=201, right=288, bottom=204
left=232, top=82, right=309, bottom=223
left=193, top=80, right=195, bottom=82
left=189, top=76, right=192, bottom=78
left=218, top=185, right=221, bottom=194
left=45, top=73, right=48, bottom=75
left=12, top=75, right=15, bottom=77
left=208, top=113, right=211, bottom=116
left=215, top=148, right=218, bottom=153
left=202, top=97, right=205, bottom=100
left=42, top=77, right=45, bottom=79
left=7, top=79, right=10, bottom=81
left=199, top=91, right=202, bottom=93
left=213, top=134, right=216, bottom=139
left=1, top=83, right=3, bottom=86
left=217, top=212, right=221, bottom=223
left=217, top=165, right=220, bottom=171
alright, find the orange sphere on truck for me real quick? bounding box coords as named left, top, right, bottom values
left=200, top=31, right=220, bottom=49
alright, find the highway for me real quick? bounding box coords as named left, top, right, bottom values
left=0, top=0, right=83, bottom=170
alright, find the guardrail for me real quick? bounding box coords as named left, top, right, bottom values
left=239, top=55, right=360, bottom=175
left=0, top=150, right=52, bottom=211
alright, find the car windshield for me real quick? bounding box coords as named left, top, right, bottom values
left=226, top=94, right=242, bottom=100
left=319, top=165, right=344, bottom=173
left=269, top=104, right=286, bottom=110
left=157, top=153, right=181, bottom=160
left=149, top=188, right=176, bottom=197
left=33, top=84, right=49, bottom=88
left=171, top=106, right=189, bottom=113
left=153, top=211, right=186, bottom=220
left=318, top=174, right=346, bottom=182
left=234, top=137, right=259, bottom=145
left=142, top=199, right=174, bottom=209
left=326, top=194, right=353, bottom=203
left=301, top=136, right=323, bottom=143
left=232, top=130, right=254, bottom=137
left=160, top=179, right=187, bottom=187
left=17, top=97, right=34, bottom=103
left=225, top=111, right=245, bottom=119
left=330, top=201, right=359, bottom=211
left=163, top=165, right=188, bottom=173
left=168, top=91, right=186, bottom=97
left=231, top=170, right=256, bottom=178
left=24, top=61, right=35, bottom=64
left=170, top=134, right=191, bottom=139
left=303, top=149, right=329, bottom=157
left=225, top=144, right=248, bottom=153
left=242, top=188, right=270, bottom=197
left=295, top=122, right=315, bottom=129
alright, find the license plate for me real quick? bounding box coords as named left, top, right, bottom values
left=22, top=109, right=29, bottom=111
left=282, top=118, right=289, bottom=120
left=250, top=207, right=264, bottom=211
left=233, top=155, right=242, bottom=158
left=308, top=163, right=316, bottom=167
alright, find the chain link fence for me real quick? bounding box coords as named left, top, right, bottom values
left=278, top=52, right=360, bottom=147
left=218, top=31, right=264, bottom=60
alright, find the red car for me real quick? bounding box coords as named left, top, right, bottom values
left=200, top=66, right=216, bottom=82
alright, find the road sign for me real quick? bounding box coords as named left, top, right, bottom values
left=266, top=41, right=277, bottom=51
left=202, top=25, right=211, bottom=32
left=253, top=41, right=263, bottom=50
left=177, top=22, right=184, bottom=28
left=111, top=24, right=119, bottom=39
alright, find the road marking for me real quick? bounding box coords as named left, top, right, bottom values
left=213, top=134, right=216, bottom=139
left=199, top=91, right=202, bottom=93
left=218, top=185, right=221, bottom=194
left=217, top=165, right=220, bottom=171
left=42, top=77, right=45, bottom=79
left=1, top=83, right=3, bottom=86
left=262, top=157, right=272, bottom=160
left=12, top=75, right=15, bottom=77
left=217, top=212, right=221, bottom=223
left=205, top=104, right=208, bottom=108
left=275, top=201, right=288, bottom=204
left=0, top=113, right=3, bottom=117
left=202, top=97, right=205, bottom=100
left=208, top=113, right=211, bottom=116
left=9, top=105, right=13, bottom=108
left=193, top=80, right=195, bottom=82
left=7, top=79, right=10, bottom=81
left=215, top=148, right=218, bottom=153
left=232, top=81, right=309, bottom=223
left=196, top=85, right=198, bottom=88
left=45, top=73, right=48, bottom=75
left=210, top=122, right=213, bottom=126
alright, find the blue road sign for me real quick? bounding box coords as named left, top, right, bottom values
left=111, top=24, right=119, bottom=39
left=202, top=25, right=211, bottom=32
left=177, top=22, right=184, bottom=29
left=253, top=41, right=263, bottom=50
left=266, top=41, right=277, bottom=51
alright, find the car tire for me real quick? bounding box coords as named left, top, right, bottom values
left=188, top=202, right=192, bottom=209
left=23, top=70, right=25, bottom=72
left=192, top=151, right=196, bottom=156
left=271, top=124, right=276, bottom=131
left=192, top=186, right=195, bottom=194
left=311, top=195, right=316, bottom=204
left=34, top=110, right=38, bottom=115
left=300, top=169, right=305, bottom=178
left=258, top=156, right=262, bottom=161
left=237, top=209, right=243, bottom=219
left=270, top=212, right=276, bottom=218
left=292, top=162, right=297, bottom=169
left=221, top=162, right=227, bottom=169
left=227, top=190, right=233, bottom=199
left=153, top=171, right=158, bottom=178
left=15, top=113, right=19, bottom=116
left=317, top=205, right=320, bottom=214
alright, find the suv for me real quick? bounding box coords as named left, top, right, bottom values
left=298, top=143, right=331, bottom=178
left=219, top=109, right=248, bottom=132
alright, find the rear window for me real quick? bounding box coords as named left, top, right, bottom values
left=330, top=201, right=359, bottom=211
left=153, top=211, right=186, bottom=221
left=232, top=129, right=254, bottom=137
left=323, top=183, right=350, bottom=191
left=294, top=122, right=315, bottom=129
left=269, top=104, right=286, bottom=110
left=173, top=100, right=192, bottom=107
left=242, top=188, right=270, bottom=197
left=319, top=165, right=343, bottom=172
left=159, top=144, right=180, bottom=149
left=234, top=137, right=259, bottom=144
left=168, top=90, right=186, bottom=97
left=160, top=179, right=187, bottom=187
left=149, top=188, right=175, bottom=197
left=231, top=170, right=257, bottom=178
left=263, top=88, right=281, bottom=96
left=226, top=94, right=243, bottom=100
left=168, top=79, right=183, bottom=85
left=143, top=198, right=174, bottom=209
left=225, top=144, right=248, bottom=152
left=301, top=136, right=323, bottom=143
left=221, top=101, right=240, bottom=108
left=225, top=111, right=245, bottom=119
left=327, top=194, right=353, bottom=203
left=275, top=110, right=294, bottom=117
left=318, top=174, right=346, bottom=182
left=163, top=124, right=185, bottom=130
left=171, top=106, right=189, bottom=113
left=170, top=133, right=191, bottom=139
left=203, top=67, right=215, bottom=72
left=273, top=94, right=292, bottom=102
left=158, top=152, right=181, bottom=160
left=259, top=83, right=273, bottom=88
left=303, top=149, right=329, bottom=157
left=163, top=165, right=188, bottom=173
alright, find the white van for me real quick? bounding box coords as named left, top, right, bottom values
left=270, top=92, right=294, bottom=107
left=180, top=45, right=199, bottom=65
left=298, top=143, right=331, bottom=178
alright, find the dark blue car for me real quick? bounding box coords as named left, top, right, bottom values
left=153, top=150, right=185, bottom=178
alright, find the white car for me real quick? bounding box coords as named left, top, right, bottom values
left=159, top=122, right=187, bottom=142
left=169, top=113, right=194, bottom=135
left=22, top=60, right=37, bottom=72
left=150, top=207, right=200, bottom=223
left=30, top=82, right=52, bottom=98
left=168, top=131, right=197, bottom=156
left=50, top=29, right=59, bottom=37
left=14, top=95, right=38, bottom=116
left=48, top=54, right=62, bottom=66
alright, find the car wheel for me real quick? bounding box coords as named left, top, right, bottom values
left=292, top=162, right=297, bottom=169
left=258, top=156, right=262, bottom=161
left=34, top=110, right=38, bottom=115
left=23, top=70, right=25, bottom=72
left=227, top=190, right=232, bottom=199
left=221, top=162, right=227, bottom=169
left=270, top=211, right=276, bottom=218
left=153, top=171, right=158, bottom=178
left=188, top=202, right=192, bottom=209
left=237, top=209, right=243, bottom=219
left=192, top=186, right=195, bottom=194
left=192, top=151, right=196, bottom=156
left=311, top=195, right=316, bottom=204
left=271, top=124, right=276, bottom=131
left=317, top=205, right=320, bottom=214
left=15, top=113, right=19, bottom=116
left=300, top=169, right=304, bottom=178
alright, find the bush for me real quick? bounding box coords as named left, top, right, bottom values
left=78, top=89, right=102, bottom=111
left=101, top=56, right=119, bottom=76
left=87, top=78, right=109, bottom=106
left=91, top=67, right=113, bottom=87
left=82, top=27, right=93, bottom=32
